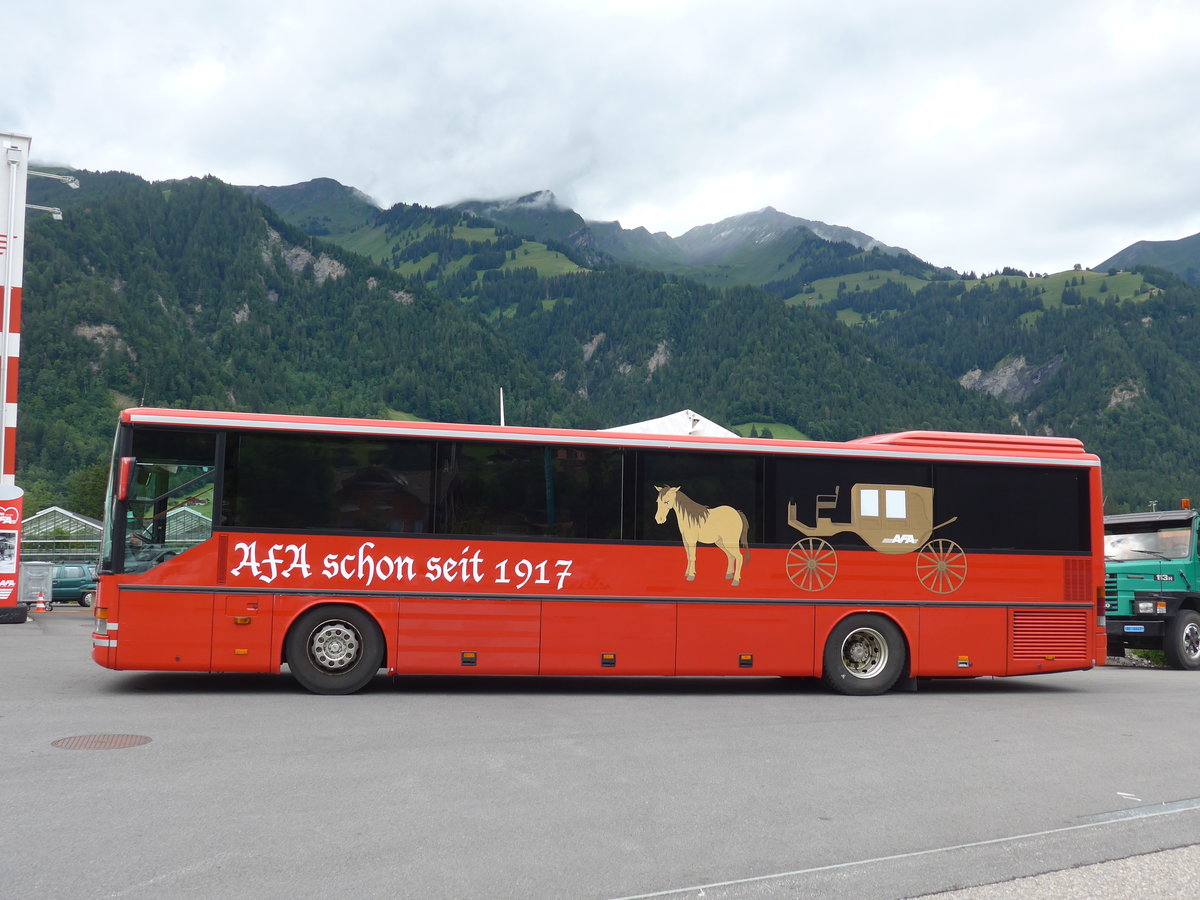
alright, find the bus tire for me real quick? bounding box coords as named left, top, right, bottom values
left=1163, top=610, right=1200, bottom=670
left=285, top=605, right=385, bottom=695
left=0, top=604, right=28, bottom=625
left=821, top=614, right=906, bottom=695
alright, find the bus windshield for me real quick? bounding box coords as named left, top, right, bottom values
left=112, top=428, right=218, bottom=573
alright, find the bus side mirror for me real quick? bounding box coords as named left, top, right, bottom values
left=117, top=457, right=136, bottom=502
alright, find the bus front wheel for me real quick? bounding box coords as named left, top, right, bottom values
left=1164, top=610, right=1200, bottom=671
left=821, top=614, right=906, bottom=695
left=285, top=605, right=385, bottom=694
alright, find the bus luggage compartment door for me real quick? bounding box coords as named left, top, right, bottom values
left=211, top=594, right=274, bottom=673
left=540, top=599, right=676, bottom=675
left=114, top=589, right=215, bottom=671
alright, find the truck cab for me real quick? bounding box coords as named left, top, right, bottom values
left=1104, top=504, right=1200, bottom=668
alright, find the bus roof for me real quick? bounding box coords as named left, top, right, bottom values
left=119, top=408, right=1100, bottom=467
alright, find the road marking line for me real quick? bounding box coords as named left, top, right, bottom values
left=608, top=798, right=1200, bottom=900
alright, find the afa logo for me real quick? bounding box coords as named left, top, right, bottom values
left=881, top=534, right=918, bottom=545
left=0, top=577, right=14, bottom=601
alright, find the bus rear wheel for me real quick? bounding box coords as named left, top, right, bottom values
left=822, top=614, right=906, bottom=695
left=1164, top=610, right=1200, bottom=670
left=285, top=605, right=384, bottom=694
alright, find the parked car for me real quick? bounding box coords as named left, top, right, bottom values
left=51, top=564, right=96, bottom=607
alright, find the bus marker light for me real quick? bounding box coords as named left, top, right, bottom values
left=233, top=616, right=252, bottom=625
left=957, top=656, right=971, bottom=668
left=461, top=651, right=477, bottom=666
left=738, top=654, right=754, bottom=668
left=601, top=653, right=617, bottom=668
left=234, top=649, right=249, bottom=655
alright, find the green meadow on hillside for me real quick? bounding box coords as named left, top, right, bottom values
left=794, top=267, right=1151, bottom=309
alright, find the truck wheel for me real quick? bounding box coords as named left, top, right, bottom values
left=821, top=614, right=906, bottom=695
left=1164, top=610, right=1200, bottom=670
left=285, top=605, right=384, bottom=694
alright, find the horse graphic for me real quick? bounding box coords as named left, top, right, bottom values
left=654, top=485, right=749, bottom=586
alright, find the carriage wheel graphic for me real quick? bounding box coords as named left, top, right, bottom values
left=915, top=539, right=967, bottom=593
left=786, top=538, right=838, bottom=592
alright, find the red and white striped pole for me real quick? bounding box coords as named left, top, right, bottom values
left=0, top=132, right=30, bottom=614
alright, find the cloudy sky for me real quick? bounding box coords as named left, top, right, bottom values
left=6, top=0, right=1199, bottom=275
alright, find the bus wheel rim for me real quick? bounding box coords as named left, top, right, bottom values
left=309, top=622, right=361, bottom=671
left=841, top=627, right=887, bottom=678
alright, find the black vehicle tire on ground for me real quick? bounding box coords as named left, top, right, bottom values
left=1163, top=609, right=1200, bottom=670
left=0, top=604, right=28, bottom=624
left=79, top=592, right=94, bottom=608
left=822, top=613, right=907, bottom=695
left=284, top=605, right=384, bottom=695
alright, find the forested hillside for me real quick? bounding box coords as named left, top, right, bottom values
left=484, top=268, right=1010, bottom=440
left=832, top=272, right=1200, bottom=511
left=18, top=174, right=584, bottom=514
left=249, top=177, right=1200, bottom=513
left=19, top=169, right=1200, bottom=519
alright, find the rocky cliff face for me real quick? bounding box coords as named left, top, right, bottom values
left=959, top=355, right=1063, bottom=403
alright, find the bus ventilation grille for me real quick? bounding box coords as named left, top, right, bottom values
left=1011, top=610, right=1090, bottom=660
left=1063, top=558, right=1090, bottom=605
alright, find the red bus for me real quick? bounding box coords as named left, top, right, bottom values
left=92, top=408, right=1106, bottom=695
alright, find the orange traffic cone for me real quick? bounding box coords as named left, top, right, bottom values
left=33, top=592, right=47, bottom=613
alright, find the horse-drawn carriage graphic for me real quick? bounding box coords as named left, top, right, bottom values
left=785, top=483, right=965, bottom=593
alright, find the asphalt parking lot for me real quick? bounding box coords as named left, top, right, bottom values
left=4, top=608, right=1200, bottom=899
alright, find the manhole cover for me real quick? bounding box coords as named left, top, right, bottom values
left=51, top=734, right=152, bottom=750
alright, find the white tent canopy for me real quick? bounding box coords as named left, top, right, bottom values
left=604, top=409, right=738, bottom=438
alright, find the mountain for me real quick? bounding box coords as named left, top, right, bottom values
left=248, top=182, right=933, bottom=295
left=20, top=167, right=1200, bottom=517
left=449, top=191, right=612, bottom=267
left=16, top=173, right=585, bottom=514
left=242, top=177, right=379, bottom=236
left=15, top=170, right=1018, bottom=517
left=587, top=220, right=683, bottom=267
left=671, top=206, right=908, bottom=264
left=443, top=193, right=927, bottom=293
left=1097, top=231, right=1200, bottom=285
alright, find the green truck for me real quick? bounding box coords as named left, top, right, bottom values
left=1105, top=504, right=1200, bottom=668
